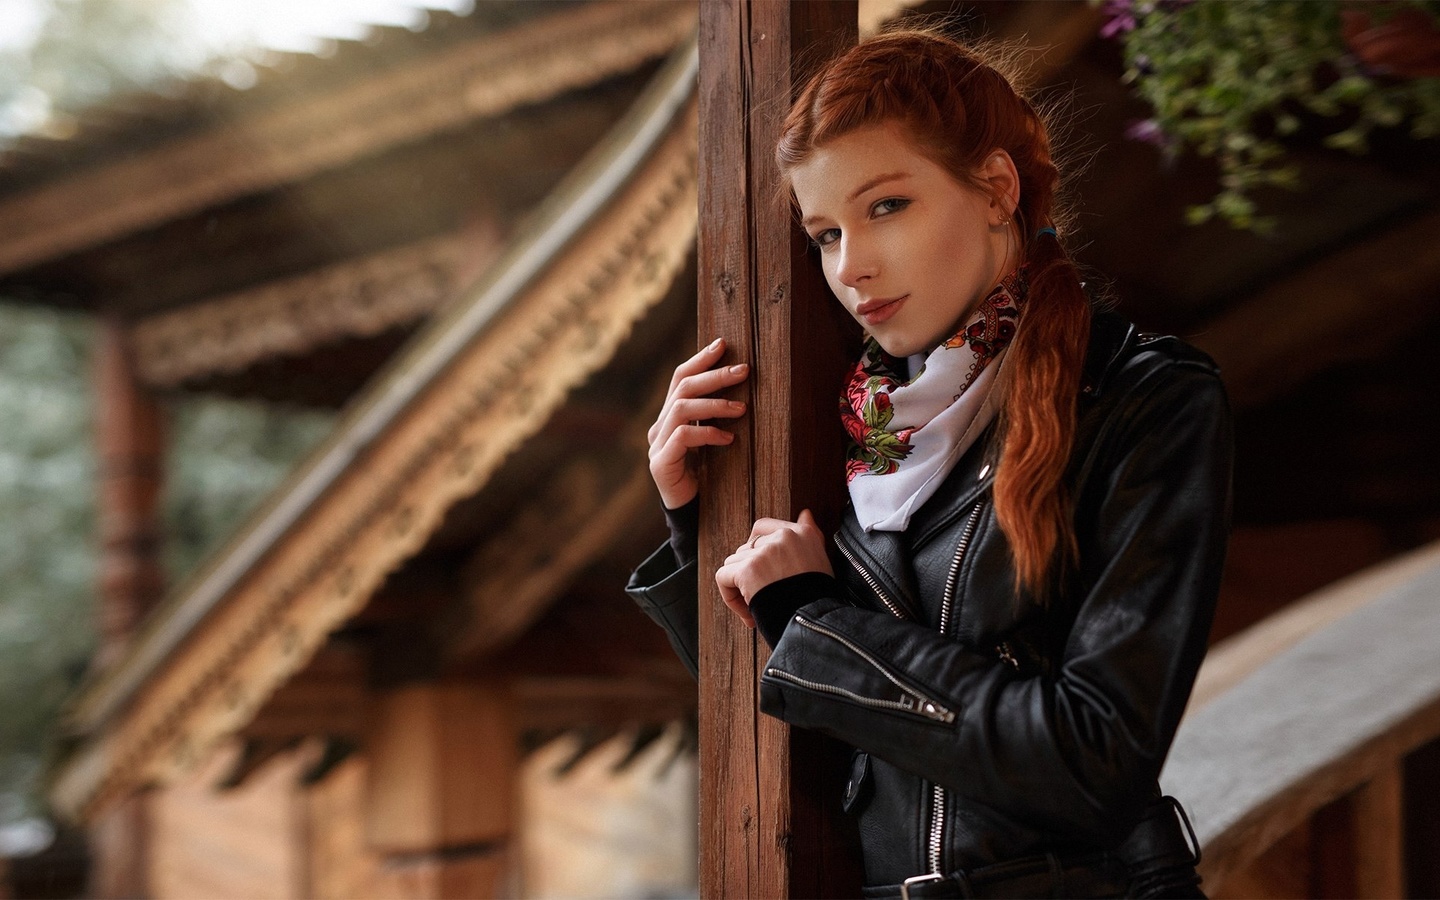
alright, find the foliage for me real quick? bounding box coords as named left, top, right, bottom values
left=0, top=302, right=333, bottom=826
left=0, top=0, right=200, bottom=144
left=164, top=392, right=333, bottom=582
left=0, top=306, right=97, bottom=829
left=1101, top=0, right=1440, bottom=231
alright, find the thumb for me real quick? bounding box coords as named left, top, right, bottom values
left=797, top=508, right=817, bottom=528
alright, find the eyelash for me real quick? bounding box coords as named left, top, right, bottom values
left=808, top=197, right=910, bottom=249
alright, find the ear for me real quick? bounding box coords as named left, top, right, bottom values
left=979, top=149, right=1021, bottom=223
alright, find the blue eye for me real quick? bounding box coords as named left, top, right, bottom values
left=810, top=228, right=840, bottom=249
left=873, top=197, right=909, bottom=216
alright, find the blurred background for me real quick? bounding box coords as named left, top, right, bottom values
left=0, top=0, right=1437, bottom=897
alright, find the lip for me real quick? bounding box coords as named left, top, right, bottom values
left=856, top=295, right=906, bottom=326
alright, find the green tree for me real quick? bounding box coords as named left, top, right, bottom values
left=0, top=0, right=336, bottom=831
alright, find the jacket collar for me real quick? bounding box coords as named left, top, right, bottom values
left=1080, top=310, right=1138, bottom=400
left=841, top=310, right=1139, bottom=562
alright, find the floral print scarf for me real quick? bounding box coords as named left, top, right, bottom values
left=841, top=266, right=1025, bottom=531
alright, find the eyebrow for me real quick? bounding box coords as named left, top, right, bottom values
left=800, top=171, right=911, bottom=228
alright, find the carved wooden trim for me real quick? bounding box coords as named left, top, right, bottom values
left=131, top=228, right=500, bottom=386
left=441, top=368, right=672, bottom=663
left=51, top=85, right=699, bottom=822
left=0, top=0, right=695, bottom=277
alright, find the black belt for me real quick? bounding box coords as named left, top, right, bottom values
left=861, top=851, right=1129, bottom=900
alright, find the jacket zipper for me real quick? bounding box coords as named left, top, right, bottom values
left=927, top=502, right=985, bottom=875
left=833, top=534, right=911, bottom=620
left=766, top=616, right=955, bottom=723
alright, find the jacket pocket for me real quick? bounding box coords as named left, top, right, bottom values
left=764, top=615, right=956, bottom=724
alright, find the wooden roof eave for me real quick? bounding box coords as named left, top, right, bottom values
left=49, top=32, right=701, bottom=824
left=0, top=0, right=696, bottom=284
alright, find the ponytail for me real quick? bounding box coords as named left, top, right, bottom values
left=994, top=227, right=1091, bottom=599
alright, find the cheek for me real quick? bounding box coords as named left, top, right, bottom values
left=821, top=262, right=847, bottom=301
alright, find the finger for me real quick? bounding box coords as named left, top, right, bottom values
left=749, top=516, right=800, bottom=539
left=649, top=339, right=727, bottom=443
left=797, top=509, right=818, bottom=530
left=669, top=397, right=747, bottom=423
left=651, top=364, right=749, bottom=444
left=655, top=398, right=746, bottom=444
left=669, top=338, right=727, bottom=391
left=715, top=564, right=756, bottom=626
left=650, top=425, right=735, bottom=465
left=672, top=363, right=750, bottom=403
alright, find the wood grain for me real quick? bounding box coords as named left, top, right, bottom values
left=697, top=3, right=858, bottom=895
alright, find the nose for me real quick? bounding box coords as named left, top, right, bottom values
left=834, top=235, right=878, bottom=288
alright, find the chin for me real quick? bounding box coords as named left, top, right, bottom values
left=870, top=334, right=925, bottom=359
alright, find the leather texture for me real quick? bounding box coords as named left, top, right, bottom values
left=626, top=311, right=1233, bottom=892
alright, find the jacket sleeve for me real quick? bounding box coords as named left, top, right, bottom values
left=625, top=499, right=702, bottom=680
left=758, top=362, right=1233, bottom=842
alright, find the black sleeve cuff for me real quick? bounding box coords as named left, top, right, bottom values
left=750, top=572, right=841, bottom=647
left=664, top=497, right=700, bottom=568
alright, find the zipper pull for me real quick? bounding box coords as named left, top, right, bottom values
left=996, top=641, right=1020, bottom=672
left=919, top=700, right=956, bottom=724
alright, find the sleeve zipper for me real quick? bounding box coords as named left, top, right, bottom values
left=766, top=615, right=955, bottom=724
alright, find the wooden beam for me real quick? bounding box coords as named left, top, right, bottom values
left=88, top=792, right=152, bottom=899
left=1350, top=763, right=1406, bottom=899
left=996, top=0, right=1106, bottom=82
left=240, top=641, right=368, bottom=743
left=442, top=462, right=657, bottom=663
left=0, top=0, right=694, bottom=277
left=507, top=676, right=695, bottom=734
left=1194, top=208, right=1440, bottom=409
left=365, top=682, right=514, bottom=858
left=1161, top=546, right=1440, bottom=893
left=697, top=3, right=860, bottom=896
left=1188, top=539, right=1440, bottom=713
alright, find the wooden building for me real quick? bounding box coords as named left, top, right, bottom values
left=0, top=0, right=1436, bottom=896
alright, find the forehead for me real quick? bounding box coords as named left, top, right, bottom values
left=789, top=122, right=952, bottom=218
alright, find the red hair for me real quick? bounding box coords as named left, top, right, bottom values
left=776, top=29, right=1092, bottom=600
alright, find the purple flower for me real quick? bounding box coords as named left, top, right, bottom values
left=1124, top=118, right=1172, bottom=148
left=1100, top=0, right=1137, bottom=38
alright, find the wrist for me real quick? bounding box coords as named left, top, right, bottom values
left=750, top=572, right=839, bottom=647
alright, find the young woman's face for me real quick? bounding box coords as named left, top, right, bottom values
left=789, top=121, right=1015, bottom=358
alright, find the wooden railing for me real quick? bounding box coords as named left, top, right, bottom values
left=1162, top=540, right=1440, bottom=898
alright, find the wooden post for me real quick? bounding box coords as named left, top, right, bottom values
left=1350, top=764, right=1406, bottom=899
left=697, top=2, right=860, bottom=896
left=93, top=316, right=166, bottom=670
left=364, top=682, right=515, bottom=898
left=89, top=316, right=165, bottom=898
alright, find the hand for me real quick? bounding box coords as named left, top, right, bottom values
left=647, top=338, right=750, bottom=510
left=715, top=510, right=833, bottom=627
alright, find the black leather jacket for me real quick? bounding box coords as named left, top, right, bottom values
left=626, top=312, right=1233, bottom=890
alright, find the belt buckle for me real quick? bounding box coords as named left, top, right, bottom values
left=901, top=873, right=947, bottom=900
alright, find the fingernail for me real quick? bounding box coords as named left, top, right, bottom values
left=729, top=363, right=748, bottom=375
left=729, top=400, right=746, bottom=411
left=707, top=337, right=723, bottom=351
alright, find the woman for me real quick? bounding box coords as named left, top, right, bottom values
left=628, top=28, right=1230, bottom=900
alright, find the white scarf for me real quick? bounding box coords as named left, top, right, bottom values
left=841, top=267, right=1024, bottom=531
